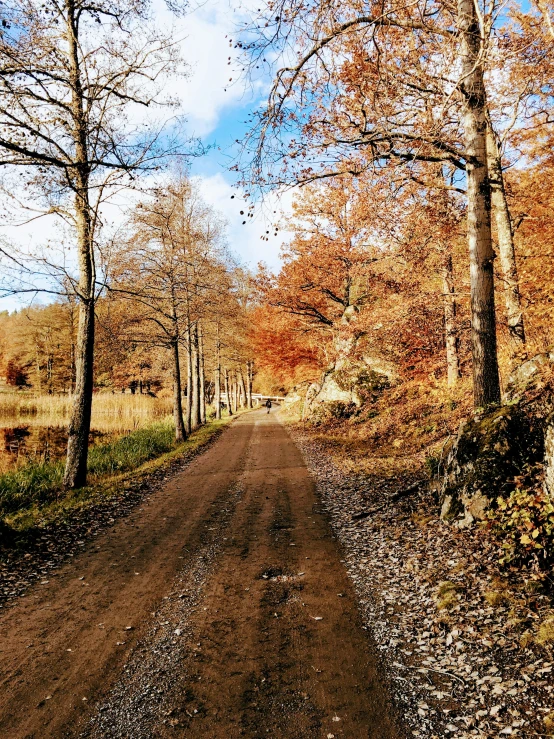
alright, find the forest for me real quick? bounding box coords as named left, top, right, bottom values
left=1, top=0, right=554, bottom=737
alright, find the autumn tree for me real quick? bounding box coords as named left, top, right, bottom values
left=238, top=0, right=554, bottom=405
left=0, top=0, right=190, bottom=487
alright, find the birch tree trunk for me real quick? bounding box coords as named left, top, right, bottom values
left=171, top=339, right=187, bottom=442
left=224, top=368, right=233, bottom=416
left=215, top=335, right=222, bottom=420
left=486, top=122, right=526, bottom=355
left=458, top=0, right=501, bottom=407
left=443, top=254, right=462, bottom=387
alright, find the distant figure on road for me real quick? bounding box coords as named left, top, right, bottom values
left=265, top=399, right=272, bottom=414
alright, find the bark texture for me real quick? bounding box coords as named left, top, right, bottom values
left=224, top=368, right=233, bottom=416
left=486, top=122, right=526, bottom=354
left=191, top=323, right=200, bottom=430
left=63, top=0, right=95, bottom=489
left=458, top=0, right=501, bottom=407
left=199, top=323, right=206, bottom=425
left=185, top=327, right=193, bottom=435
left=247, top=360, right=253, bottom=409
left=239, top=368, right=247, bottom=410
left=215, top=337, right=222, bottom=420
left=171, top=340, right=187, bottom=443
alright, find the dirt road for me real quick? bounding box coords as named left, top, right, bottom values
left=0, top=411, right=403, bottom=739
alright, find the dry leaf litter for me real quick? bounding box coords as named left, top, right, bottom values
left=291, top=427, right=554, bottom=739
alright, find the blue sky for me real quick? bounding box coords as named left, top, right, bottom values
left=0, top=0, right=289, bottom=312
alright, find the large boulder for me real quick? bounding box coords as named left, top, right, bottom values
left=506, top=352, right=554, bottom=400
left=439, top=404, right=544, bottom=526
left=439, top=360, right=554, bottom=526
left=302, top=360, right=393, bottom=421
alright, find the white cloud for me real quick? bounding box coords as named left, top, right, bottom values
left=194, top=172, right=294, bottom=271
left=152, top=0, right=255, bottom=137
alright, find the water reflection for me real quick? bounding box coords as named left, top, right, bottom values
left=0, top=424, right=106, bottom=473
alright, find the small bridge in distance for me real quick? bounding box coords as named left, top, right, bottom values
left=220, top=393, right=285, bottom=406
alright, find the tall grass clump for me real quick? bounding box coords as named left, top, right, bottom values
left=0, top=420, right=176, bottom=518
left=87, top=421, right=175, bottom=477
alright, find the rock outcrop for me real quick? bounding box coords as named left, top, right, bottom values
left=303, top=360, right=394, bottom=421
left=439, top=353, right=554, bottom=526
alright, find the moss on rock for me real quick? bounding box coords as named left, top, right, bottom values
left=439, top=403, right=544, bottom=524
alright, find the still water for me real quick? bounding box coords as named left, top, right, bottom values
left=0, top=423, right=107, bottom=473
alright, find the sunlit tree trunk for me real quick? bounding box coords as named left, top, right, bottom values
left=63, top=1, right=95, bottom=489
left=185, top=323, right=193, bottom=434
left=224, top=367, right=233, bottom=416
left=443, top=254, right=462, bottom=387
left=231, top=371, right=238, bottom=414
left=247, top=360, right=253, bottom=408
left=238, top=367, right=247, bottom=409
left=64, top=186, right=95, bottom=488
left=191, top=323, right=200, bottom=430
left=486, top=122, right=526, bottom=357
left=171, top=338, right=187, bottom=442
left=458, top=0, right=501, bottom=407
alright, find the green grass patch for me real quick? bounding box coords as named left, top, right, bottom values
left=0, top=417, right=232, bottom=528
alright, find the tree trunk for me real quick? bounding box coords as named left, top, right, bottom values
left=224, top=368, right=233, bottom=416
left=171, top=339, right=187, bottom=442
left=185, top=325, right=193, bottom=435
left=232, top=372, right=238, bottom=414
left=458, top=0, right=501, bottom=408
left=191, top=323, right=200, bottom=430
left=238, top=367, right=247, bottom=409
left=199, top=323, right=206, bottom=424
left=63, top=0, right=96, bottom=489
left=486, top=122, right=526, bottom=355
left=215, top=336, right=222, bottom=420
left=64, top=284, right=94, bottom=488
left=247, top=360, right=253, bottom=408
left=443, top=254, right=462, bottom=387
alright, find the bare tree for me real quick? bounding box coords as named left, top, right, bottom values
left=0, top=0, right=192, bottom=486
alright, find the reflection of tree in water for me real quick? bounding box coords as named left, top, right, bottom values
left=35, top=427, right=69, bottom=463
left=3, top=427, right=31, bottom=455
left=1, top=426, right=107, bottom=468
left=1, top=426, right=67, bottom=464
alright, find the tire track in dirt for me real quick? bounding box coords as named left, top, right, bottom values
left=0, top=412, right=405, bottom=739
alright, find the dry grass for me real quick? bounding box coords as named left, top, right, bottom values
left=435, top=580, right=461, bottom=611
left=536, top=615, right=554, bottom=645
left=483, top=589, right=512, bottom=607
left=0, top=392, right=172, bottom=431
left=302, top=376, right=473, bottom=479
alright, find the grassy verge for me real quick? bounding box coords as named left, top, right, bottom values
left=1, top=416, right=233, bottom=533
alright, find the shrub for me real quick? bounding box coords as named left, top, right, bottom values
left=487, top=483, right=554, bottom=570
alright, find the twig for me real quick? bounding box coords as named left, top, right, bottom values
left=351, top=481, right=424, bottom=520
left=393, top=662, right=466, bottom=686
